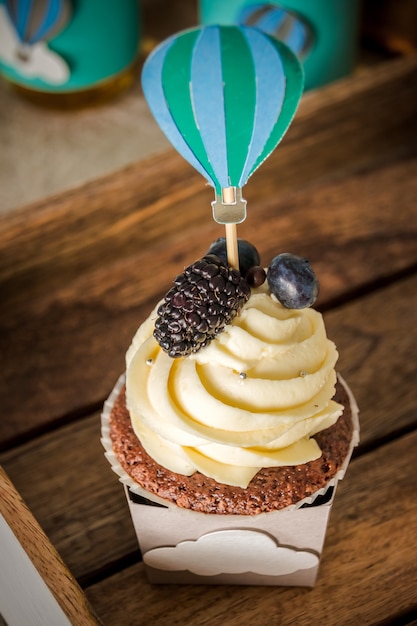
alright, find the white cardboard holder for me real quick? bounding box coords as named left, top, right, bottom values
left=102, top=374, right=359, bottom=587
left=125, top=484, right=336, bottom=587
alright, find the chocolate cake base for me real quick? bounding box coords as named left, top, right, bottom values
left=109, top=381, right=353, bottom=515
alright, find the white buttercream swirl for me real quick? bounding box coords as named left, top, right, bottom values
left=125, top=287, right=343, bottom=488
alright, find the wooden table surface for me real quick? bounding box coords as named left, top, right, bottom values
left=1, top=53, right=417, bottom=625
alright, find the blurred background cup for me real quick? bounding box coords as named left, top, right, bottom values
left=199, top=0, right=361, bottom=90
left=0, top=0, right=141, bottom=107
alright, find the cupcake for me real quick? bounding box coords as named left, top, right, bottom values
left=102, top=243, right=359, bottom=586
left=103, top=23, right=358, bottom=587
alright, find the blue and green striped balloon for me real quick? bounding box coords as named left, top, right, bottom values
left=238, top=4, right=314, bottom=60
left=5, top=0, right=71, bottom=46
left=142, top=25, right=303, bottom=215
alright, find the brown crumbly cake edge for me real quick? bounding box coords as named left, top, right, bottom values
left=109, top=381, right=353, bottom=515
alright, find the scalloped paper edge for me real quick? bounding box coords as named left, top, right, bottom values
left=101, top=372, right=359, bottom=513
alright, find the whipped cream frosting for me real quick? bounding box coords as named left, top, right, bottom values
left=125, top=285, right=343, bottom=488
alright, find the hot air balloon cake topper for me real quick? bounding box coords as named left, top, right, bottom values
left=142, top=25, right=303, bottom=267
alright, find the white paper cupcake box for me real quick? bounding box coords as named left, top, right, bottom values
left=102, top=374, right=359, bottom=587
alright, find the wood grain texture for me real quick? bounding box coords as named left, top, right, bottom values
left=0, top=467, right=100, bottom=625
left=0, top=54, right=416, bottom=625
left=1, top=55, right=416, bottom=445
left=1, top=418, right=134, bottom=583
left=83, top=429, right=417, bottom=626
left=1, top=273, right=416, bottom=583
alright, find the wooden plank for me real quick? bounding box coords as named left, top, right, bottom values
left=1, top=142, right=416, bottom=446
left=1, top=57, right=416, bottom=439
left=0, top=467, right=100, bottom=625
left=83, top=429, right=417, bottom=626
left=0, top=418, right=136, bottom=583
left=1, top=274, right=416, bottom=582
left=1, top=55, right=416, bottom=303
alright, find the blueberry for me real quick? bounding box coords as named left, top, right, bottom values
left=246, top=266, right=266, bottom=288
left=207, top=238, right=260, bottom=277
left=266, top=253, right=319, bottom=309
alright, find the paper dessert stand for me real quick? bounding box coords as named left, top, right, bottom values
left=102, top=374, right=359, bottom=587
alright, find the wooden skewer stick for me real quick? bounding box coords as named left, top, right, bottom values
left=225, top=222, right=239, bottom=269
left=221, top=186, right=239, bottom=270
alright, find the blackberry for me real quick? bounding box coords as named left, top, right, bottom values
left=154, top=254, right=251, bottom=358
